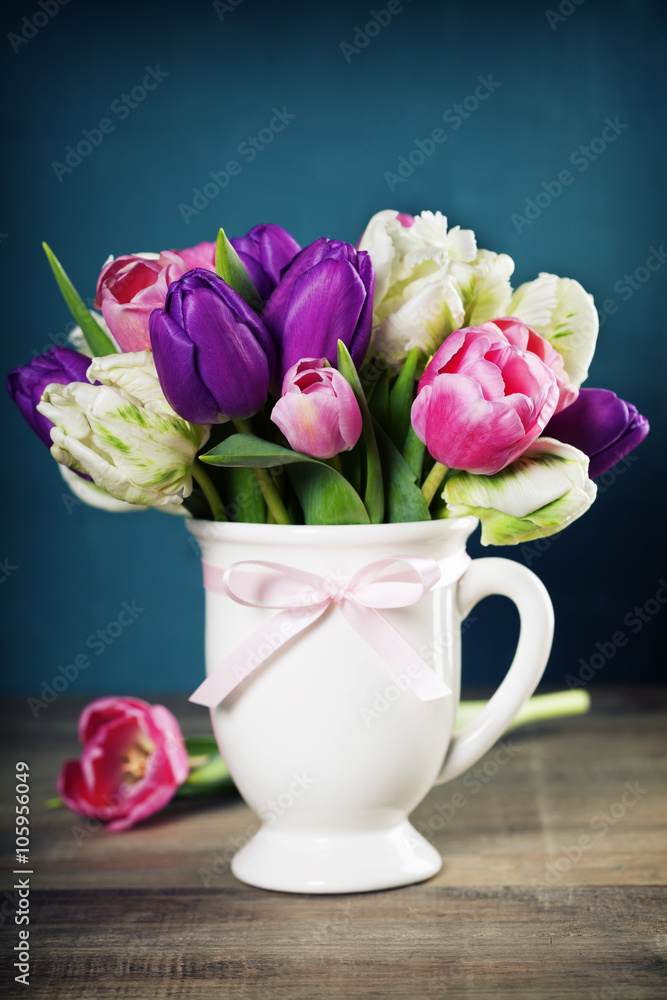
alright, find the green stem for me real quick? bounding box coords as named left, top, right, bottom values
left=329, top=453, right=343, bottom=475
left=421, top=461, right=449, bottom=506
left=455, top=690, right=591, bottom=734
left=192, top=461, right=227, bottom=522
left=252, top=468, right=291, bottom=525
left=233, top=419, right=291, bottom=524
left=233, top=418, right=253, bottom=435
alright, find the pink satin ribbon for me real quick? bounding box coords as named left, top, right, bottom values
left=189, top=556, right=455, bottom=708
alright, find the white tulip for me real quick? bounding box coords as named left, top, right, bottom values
left=359, top=209, right=478, bottom=362
left=58, top=464, right=147, bottom=512
left=359, top=209, right=519, bottom=363
left=443, top=437, right=597, bottom=545
left=37, top=352, right=209, bottom=508
left=450, top=249, right=515, bottom=326
left=508, top=272, right=598, bottom=387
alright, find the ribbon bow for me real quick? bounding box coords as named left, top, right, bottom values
left=189, top=556, right=454, bottom=708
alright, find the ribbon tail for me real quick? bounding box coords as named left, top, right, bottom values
left=189, top=606, right=324, bottom=708
left=341, top=602, right=452, bottom=702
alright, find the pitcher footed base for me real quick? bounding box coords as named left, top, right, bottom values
left=230, top=820, right=442, bottom=894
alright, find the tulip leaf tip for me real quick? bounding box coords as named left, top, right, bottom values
left=215, top=227, right=263, bottom=312
left=42, top=242, right=116, bottom=357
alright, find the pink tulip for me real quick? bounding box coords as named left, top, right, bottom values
left=271, top=358, right=363, bottom=459
left=94, top=252, right=189, bottom=352
left=481, top=317, right=578, bottom=413
left=57, top=696, right=189, bottom=832
left=411, top=326, right=559, bottom=475
left=174, top=240, right=216, bottom=271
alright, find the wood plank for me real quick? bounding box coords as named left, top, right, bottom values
left=1, top=886, right=665, bottom=999
left=1, top=689, right=665, bottom=998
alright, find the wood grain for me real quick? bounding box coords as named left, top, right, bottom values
left=1, top=688, right=665, bottom=998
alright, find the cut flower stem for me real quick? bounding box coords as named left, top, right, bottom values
left=233, top=419, right=292, bottom=524
left=421, top=461, right=449, bottom=506
left=192, top=460, right=227, bottom=522
left=455, top=689, right=591, bottom=733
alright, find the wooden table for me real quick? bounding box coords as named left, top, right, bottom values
left=1, top=688, right=665, bottom=998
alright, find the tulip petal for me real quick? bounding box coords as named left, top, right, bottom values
left=7, top=346, right=92, bottom=447
left=278, top=258, right=368, bottom=378
left=358, top=209, right=400, bottom=303
left=38, top=367, right=208, bottom=507
left=231, top=223, right=302, bottom=302
left=464, top=251, right=515, bottom=325
left=181, top=285, right=274, bottom=419
left=423, top=373, right=529, bottom=475
left=57, top=760, right=99, bottom=815
left=509, top=273, right=598, bottom=388
left=59, top=465, right=147, bottom=513
left=544, top=387, right=650, bottom=478
left=444, top=438, right=597, bottom=544
left=272, top=392, right=346, bottom=458
left=150, top=310, right=225, bottom=425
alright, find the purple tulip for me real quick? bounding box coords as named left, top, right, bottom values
left=149, top=268, right=276, bottom=424
left=263, top=238, right=375, bottom=386
left=271, top=358, right=363, bottom=459
left=7, top=346, right=92, bottom=446
left=230, top=224, right=301, bottom=303
left=544, top=388, right=649, bottom=478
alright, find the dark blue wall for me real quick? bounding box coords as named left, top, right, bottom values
left=1, top=0, right=664, bottom=697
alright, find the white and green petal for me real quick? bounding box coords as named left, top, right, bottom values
left=452, top=250, right=515, bottom=325
left=86, top=351, right=179, bottom=416
left=38, top=372, right=209, bottom=508
left=358, top=209, right=400, bottom=304
left=58, top=464, right=148, bottom=513
left=373, top=271, right=465, bottom=362
left=443, top=437, right=597, bottom=545
left=508, top=272, right=598, bottom=387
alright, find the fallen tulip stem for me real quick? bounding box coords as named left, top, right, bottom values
left=192, top=461, right=227, bottom=522
left=421, top=461, right=449, bottom=506
left=455, top=689, right=591, bottom=734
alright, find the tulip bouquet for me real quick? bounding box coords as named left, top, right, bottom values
left=8, top=209, right=649, bottom=544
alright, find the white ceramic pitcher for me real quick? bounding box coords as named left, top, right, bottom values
left=187, top=516, right=554, bottom=894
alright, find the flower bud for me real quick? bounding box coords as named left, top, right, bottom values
left=271, top=358, right=362, bottom=459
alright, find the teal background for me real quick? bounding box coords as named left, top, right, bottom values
left=1, top=0, right=664, bottom=698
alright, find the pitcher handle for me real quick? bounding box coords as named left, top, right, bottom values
left=434, top=557, right=554, bottom=785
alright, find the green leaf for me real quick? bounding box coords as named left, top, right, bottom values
left=201, top=432, right=369, bottom=525
left=287, top=462, right=369, bottom=525
left=215, top=228, right=263, bottom=312
left=388, top=347, right=419, bottom=451
left=368, top=371, right=389, bottom=428
left=42, top=242, right=116, bottom=356
left=201, top=433, right=309, bottom=468
left=373, top=420, right=431, bottom=523
left=337, top=341, right=384, bottom=524
left=403, top=424, right=426, bottom=480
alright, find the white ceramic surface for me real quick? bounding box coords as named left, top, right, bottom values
left=187, top=517, right=554, bottom=894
